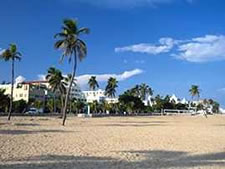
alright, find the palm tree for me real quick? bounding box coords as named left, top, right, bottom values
left=139, top=83, right=153, bottom=100
left=0, top=44, right=22, bottom=120
left=46, top=67, right=66, bottom=115
left=105, top=77, right=118, bottom=98
left=64, top=73, right=77, bottom=113
left=189, top=85, right=200, bottom=100
left=88, top=76, right=99, bottom=91
left=54, top=18, right=89, bottom=125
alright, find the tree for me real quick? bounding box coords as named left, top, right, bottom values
left=105, top=77, right=118, bottom=98
left=139, top=83, right=153, bottom=100
left=65, top=73, right=77, bottom=113
left=124, top=84, right=153, bottom=101
left=0, top=89, right=10, bottom=112
left=72, top=99, right=86, bottom=114
left=119, top=93, right=144, bottom=114
left=54, top=18, right=89, bottom=125
left=0, top=44, right=22, bottom=120
left=88, top=76, right=99, bottom=91
left=33, top=100, right=44, bottom=110
left=46, top=67, right=66, bottom=115
left=189, top=85, right=200, bottom=100
left=13, top=99, right=27, bottom=113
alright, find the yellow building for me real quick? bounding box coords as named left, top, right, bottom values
left=0, top=81, right=46, bottom=102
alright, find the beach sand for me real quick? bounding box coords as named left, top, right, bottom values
left=0, top=115, right=225, bottom=169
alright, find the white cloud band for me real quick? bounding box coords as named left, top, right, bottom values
left=116, top=34, right=225, bottom=63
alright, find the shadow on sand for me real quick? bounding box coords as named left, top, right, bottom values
left=0, top=150, right=225, bottom=169
left=93, top=120, right=170, bottom=127
left=0, top=129, right=73, bottom=135
left=14, top=123, right=40, bottom=127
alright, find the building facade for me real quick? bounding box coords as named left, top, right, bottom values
left=83, top=89, right=118, bottom=104
left=0, top=82, right=46, bottom=102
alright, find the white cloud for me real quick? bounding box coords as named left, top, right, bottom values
left=76, top=69, right=143, bottom=86
left=115, top=37, right=175, bottom=55
left=73, top=0, right=194, bottom=8
left=38, top=69, right=143, bottom=88
left=174, top=35, right=225, bottom=62
left=74, top=0, right=177, bottom=8
left=15, top=76, right=26, bottom=84
left=0, top=48, right=5, bottom=55
left=218, top=88, right=225, bottom=93
left=117, top=34, right=225, bottom=63
left=37, top=74, right=46, bottom=81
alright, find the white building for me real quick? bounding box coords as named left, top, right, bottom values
left=181, top=98, right=188, bottom=104
left=82, top=89, right=118, bottom=104
left=70, top=85, right=86, bottom=101
left=143, top=95, right=153, bottom=106
left=219, top=108, right=225, bottom=114
left=170, top=94, right=179, bottom=104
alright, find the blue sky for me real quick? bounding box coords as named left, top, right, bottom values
left=0, top=0, right=225, bottom=106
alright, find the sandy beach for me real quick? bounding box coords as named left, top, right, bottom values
left=0, top=115, right=225, bottom=169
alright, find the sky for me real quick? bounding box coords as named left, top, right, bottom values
left=0, top=0, right=225, bottom=107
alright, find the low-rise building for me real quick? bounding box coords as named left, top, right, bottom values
left=83, top=89, right=118, bottom=104
left=0, top=82, right=45, bottom=102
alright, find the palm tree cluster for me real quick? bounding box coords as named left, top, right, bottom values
left=125, top=83, right=153, bottom=101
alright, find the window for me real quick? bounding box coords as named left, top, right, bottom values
left=24, top=85, right=28, bottom=90
left=19, top=94, right=23, bottom=97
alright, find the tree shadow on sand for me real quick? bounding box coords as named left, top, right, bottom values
left=0, top=150, right=225, bottom=169
left=0, top=129, right=73, bottom=135
left=94, top=123, right=168, bottom=127
left=14, top=123, right=40, bottom=126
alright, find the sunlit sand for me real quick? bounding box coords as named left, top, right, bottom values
left=0, top=115, right=225, bottom=169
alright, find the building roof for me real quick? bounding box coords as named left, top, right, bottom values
left=21, top=80, right=48, bottom=84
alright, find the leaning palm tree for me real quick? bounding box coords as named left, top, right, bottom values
left=46, top=67, right=66, bottom=115
left=54, top=18, right=89, bottom=125
left=64, top=73, right=77, bottom=113
left=0, top=44, right=22, bottom=120
left=189, top=85, right=200, bottom=100
left=88, top=76, right=99, bottom=91
left=105, top=77, right=118, bottom=98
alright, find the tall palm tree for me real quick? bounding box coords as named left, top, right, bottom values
left=64, top=73, right=77, bottom=113
left=54, top=18, right=89, bottom=125
left=189, top=85, right=200, bottom=100
left=0, top=44, right=22, bottom=120
left=105, top=77, right=118, bottom=98
left=46, top=67, right=66, bottom=115
left=88, top=76, right=99, bottom=91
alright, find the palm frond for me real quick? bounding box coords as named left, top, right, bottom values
left=77, top=27, right=90, bottom=35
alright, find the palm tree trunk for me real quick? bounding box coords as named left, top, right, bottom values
left=8, top=59, right=14, bottom=121
left=62, top=52, right=77, bottom=126
left=60, top=95, right=64, bottom=118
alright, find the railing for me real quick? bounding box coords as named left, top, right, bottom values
left=163, top=109, right=193, bottom=115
